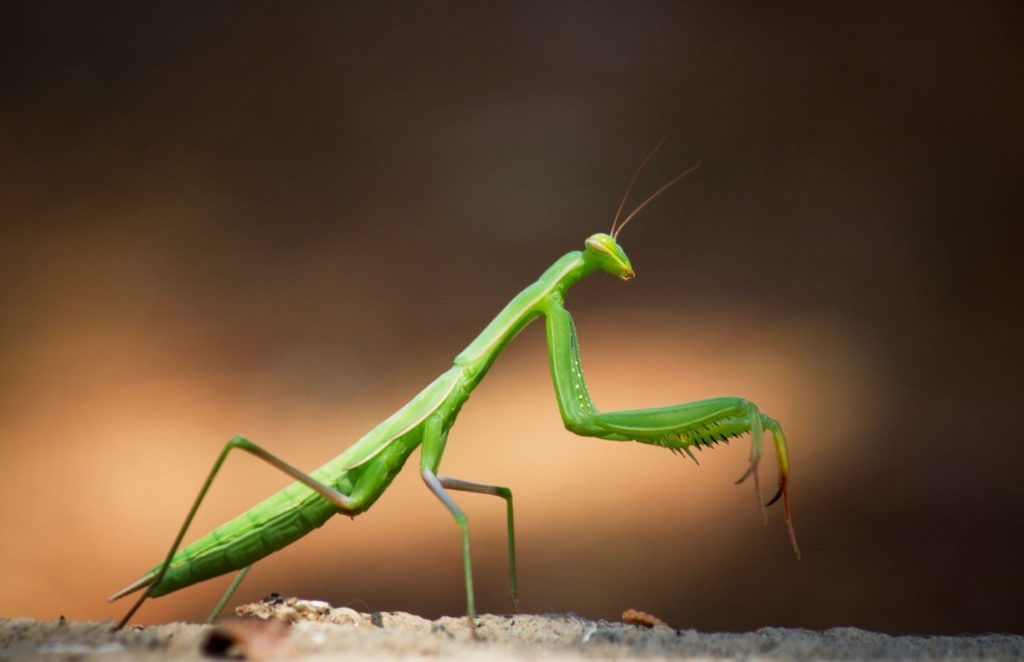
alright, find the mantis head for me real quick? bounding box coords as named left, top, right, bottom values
left=584, top=233, right=635, bottom=281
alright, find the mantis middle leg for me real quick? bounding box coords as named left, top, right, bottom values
left=419, top=415, right=520, bottom=631
left=435, top=476, right=518, bottom=611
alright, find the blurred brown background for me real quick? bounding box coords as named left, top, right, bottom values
left=1, top=3, right=1021, bottom=635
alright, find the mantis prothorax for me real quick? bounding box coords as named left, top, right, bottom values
left=110, top=148, right=799, bottom=633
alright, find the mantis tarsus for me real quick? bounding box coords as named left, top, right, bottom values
left=110, top=148, right=800, bottom=632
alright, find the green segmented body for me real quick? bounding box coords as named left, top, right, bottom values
left=115, top=232, right=798, bottom=622
left=149, top=367, right=463, bottom=596
left=146, top=252, right=585, bottom=597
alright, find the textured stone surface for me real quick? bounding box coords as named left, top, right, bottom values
left=3, top=608, right=1023, bottom=661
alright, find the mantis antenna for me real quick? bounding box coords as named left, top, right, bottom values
left=610, top=139, right=703, bottom=240
left=610, top=137, right=668, bottom=236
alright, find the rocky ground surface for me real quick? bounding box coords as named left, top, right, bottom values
left=2, top=597, right=1022, bottom=661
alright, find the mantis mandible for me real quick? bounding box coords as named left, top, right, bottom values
left=110, top=147, right=800, bottom=632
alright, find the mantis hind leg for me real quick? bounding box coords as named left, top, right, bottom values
left=205, top=564, right=252, bottom=624
left=110, top=435, right=358, bottom=631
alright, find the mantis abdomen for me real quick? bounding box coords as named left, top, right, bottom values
left=150, top=482, right=342, bottom=597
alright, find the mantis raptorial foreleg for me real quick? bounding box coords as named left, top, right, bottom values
left=111, top=435, right=360, bottom=630
left=543, top=299, right=800, bottom=556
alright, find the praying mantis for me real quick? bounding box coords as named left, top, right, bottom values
left=110, top=147, right=800, bottom=632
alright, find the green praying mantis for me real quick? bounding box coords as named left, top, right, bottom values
left=110, top=147, right=800, bottom=632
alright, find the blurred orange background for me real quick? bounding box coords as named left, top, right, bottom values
left=1, top=3, right=1020, bottom=634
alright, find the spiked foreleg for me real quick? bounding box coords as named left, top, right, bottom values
left=543, top=298, right=799, bottom=557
